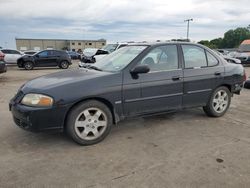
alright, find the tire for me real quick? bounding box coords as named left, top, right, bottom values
left=23, top=61, right=34, bottom=70
left=244, top=80, right=250, bottom=89
left=60, top=61, right=69, bottom=69
left=203, top=86, right=231, bottom=117
left=66, top=100, right=113, bottom=145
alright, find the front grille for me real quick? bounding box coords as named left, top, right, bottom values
left=13, top=117, right=29, bottom=129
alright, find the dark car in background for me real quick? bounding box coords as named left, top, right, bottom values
left=67, top=51, right=81, bottom=60
left=10, top=42, right=245, bottom=145
left=0, top=51, right=7, bottom=74
left=17, top=50, right=72, bottom=70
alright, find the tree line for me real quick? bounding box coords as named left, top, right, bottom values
left=198, top=25, right=250, bottom=49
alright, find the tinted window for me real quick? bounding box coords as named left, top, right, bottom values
left=1, top=50, right=10, bottom=54
left=11, top=50, right=21, bottom=54
left=53, top=51, right=62, bottom=56
left=38, top=51, right=48, bottom=57
left=118, top=44, right=127, bottom=49
left=96, top=50, right=109, bottom=55
left=182, top=45, right=207, bottom=68
left=206, top=51, right=218, bottom=66
left=140, top=45, right=178, bottom=72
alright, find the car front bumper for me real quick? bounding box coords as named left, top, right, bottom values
left=9, top=97, right=71, bottom=132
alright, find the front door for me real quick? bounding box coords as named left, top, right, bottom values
left=36, top=51, right=50, bottom=67
left=123, top=45, right=183, bottom=117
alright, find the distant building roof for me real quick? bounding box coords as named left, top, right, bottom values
left=241, top=39, right=250, bottom=45
left=15, top=38, right=106, bottom=42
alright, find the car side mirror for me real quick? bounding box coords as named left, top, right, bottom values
left=35, top=54, right=39, bottom=58
left=130, top=65, right=150, bottom=75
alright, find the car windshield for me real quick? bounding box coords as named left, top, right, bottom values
left=92, top=46, right=147, bottom=72
left=102, top=44, right=119, bottom=53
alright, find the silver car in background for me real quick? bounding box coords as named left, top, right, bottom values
left=0, top=49, right=23, bottom=65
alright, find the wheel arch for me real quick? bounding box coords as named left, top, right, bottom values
left=218, top=84, right=232, bottom=92
left=63, top=97, right=118, bottom=129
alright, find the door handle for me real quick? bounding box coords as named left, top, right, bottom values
left=172, top=76, right=181, bottom=81
left=214, top=72, right=221, bottom=76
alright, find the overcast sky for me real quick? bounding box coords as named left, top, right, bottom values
left=0, top=0, right=249, bottom=48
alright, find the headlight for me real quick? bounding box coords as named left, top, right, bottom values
left=21, top=94, right=53, bottom=107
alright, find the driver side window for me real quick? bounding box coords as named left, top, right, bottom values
left=38, top=51, right=48, bottom=57
left=140, top=45, right=178, bottom=72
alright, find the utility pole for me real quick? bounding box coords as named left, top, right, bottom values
left=184, top=19, right=193, bottom=41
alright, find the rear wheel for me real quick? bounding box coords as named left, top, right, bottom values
left=23, top=61, right=34, bottom=70
left=60, top=61, right=69, bottom=69
left=66, top=100, right=113, bottom=145
left=203, top=86, right=231, bottom=117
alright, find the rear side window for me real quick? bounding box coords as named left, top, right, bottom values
left=182, top=45, right=207, bottom=68
left=182, top=45, right=219, bottom=68
left=206, top=51, right=219, bottom=66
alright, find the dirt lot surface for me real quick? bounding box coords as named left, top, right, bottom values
left=0, top=62, right=250, bottom=187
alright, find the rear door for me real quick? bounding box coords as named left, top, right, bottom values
left=181, top=44, right=224, bottom=107
left=48, top=50, right=60, bottom=66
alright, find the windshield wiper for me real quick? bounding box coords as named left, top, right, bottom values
left=81, top=64, right=102, bottom=71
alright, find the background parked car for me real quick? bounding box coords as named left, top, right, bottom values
left=228, top=51, right=250, bottom=64
left=0, top=49, right=23, bottom=65
left=23, top=50, right=39, bottom=55
left=213, top=50, right=241, bottom=64
left=80, top=48, right=109, bottom=64
left=93, top=43, right=129, bottom=62
left=17, top=50, right=72, bottom=70
left=0, top=51, right=7, bottom=74
left=215, top=49, right=229, bottom=55
left=67, top=51, right=81, bottom=60
left=102, top=43, right=128, bottom=53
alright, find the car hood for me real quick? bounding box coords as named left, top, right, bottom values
left=22, top=68, right=112, bottom=92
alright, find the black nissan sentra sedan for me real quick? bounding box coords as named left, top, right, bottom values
left=10, top=42, right=246, bottom=145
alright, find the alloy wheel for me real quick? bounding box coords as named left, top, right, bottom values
left=74, top=107, right=108, bottom=140
left=212, top=90, right=229, bottom=113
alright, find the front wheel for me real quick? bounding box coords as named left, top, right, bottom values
left=60, top=61, right=69, bottom=69
left=66, top=100, right=113, bottom=145
left=23, top=61, right=34, bottom=70
left=203, top=86, right=231, bottom=117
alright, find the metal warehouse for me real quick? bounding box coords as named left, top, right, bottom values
left=16, top=38, right=106, bottom=51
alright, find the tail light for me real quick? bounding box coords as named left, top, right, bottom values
left=0, top=52, right=4, bottom=61
left=243, top=69, right=247, bottom=81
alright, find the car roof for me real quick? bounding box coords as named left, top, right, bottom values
left=127, top=41, right=203, bottom=47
